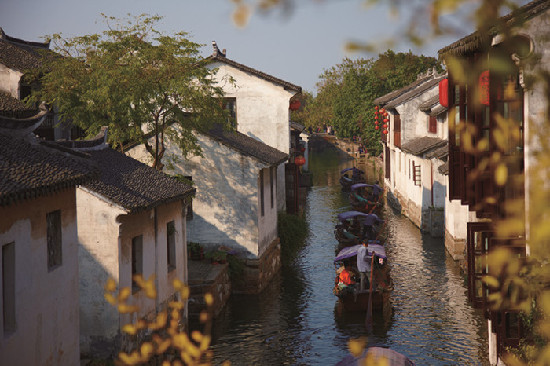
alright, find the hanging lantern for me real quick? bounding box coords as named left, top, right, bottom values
left=383, top=124, right=388, bottom=128
left=375, top=126, right=379, bottom=130
left=479, top=70, right=490, bottom=106
left=289, top=100, right=301, bottom=111
left=294, top=155, right=306, bottom=166
left=375, top=111, right=379, bottom=115
left=380, top=108, right=385, bottom=113
left=383, top=130, right=388, bottom=134
left=439, top=78, right=449, bottom=108
left=375, top=105, right=379, bottom=110
left=375, top=115, right=379, bottom=120
left=383, top=118, right=388, bottom=123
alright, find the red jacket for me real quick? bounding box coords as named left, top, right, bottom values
left=339, top=269, right=355, bottom=285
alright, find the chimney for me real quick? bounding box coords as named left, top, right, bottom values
left=212, top=41, right=219, bottom=57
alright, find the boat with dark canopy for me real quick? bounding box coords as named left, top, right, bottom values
left=333, top=243, right=392, bottom=312
left=339, top=167, right=365, bottom=191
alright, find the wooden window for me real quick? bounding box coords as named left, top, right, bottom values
left=412, top=161, right=421, bottom=186
left=223, top=97, right=237, bottom=128
left=270, top=167, right=274, bottom=209
left=260, top=170, right=265, bottom=217
left=47, top=210, right=62, bottom=270
left=428, top=115, right=437, bottom=134
left=385, top=145, right=390, bottom=180
left=2, top=242, right=15, bottom=334
left=394, top=114, right=401, bottom=148
left=132, top=235, right=143, bottom=293
left=167, top=222, right=176, bottom=272
left=467, top=222, right=492, bottom=309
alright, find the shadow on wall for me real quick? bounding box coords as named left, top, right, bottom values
left=420, top=183, right=445, bottom=238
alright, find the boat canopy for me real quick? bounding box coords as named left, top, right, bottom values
left=337, top=211, right=370, bottom=222
left=340, top=167, right=364, bottom=175
left=334, top=243, right=387, bottom=262
left=350, top=183, right=370, bottom=191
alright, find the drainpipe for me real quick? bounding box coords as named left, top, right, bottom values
left=153, top=207, right=160, bottom=313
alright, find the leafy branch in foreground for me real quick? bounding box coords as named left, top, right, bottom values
left=104, top=275, right=230, bottom=365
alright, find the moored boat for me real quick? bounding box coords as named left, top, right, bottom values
left=339, top=167, right=365, bottom=191
left=333, top=244, right=392, bottom=312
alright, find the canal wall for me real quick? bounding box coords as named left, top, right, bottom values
left=188, top=260, right=231, bottom=321
left=232, top=237, right=281, bottom=294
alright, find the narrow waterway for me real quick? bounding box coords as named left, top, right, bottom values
left=209, top=147, right=489, bottom=365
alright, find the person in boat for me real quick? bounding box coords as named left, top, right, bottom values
left=357, top=241, right=372, bottom=292
left=361, top=213, right=384, bottom=240
left=337, top=261, right=357, bottom=294
left=369, top=181, right=383, bottom=201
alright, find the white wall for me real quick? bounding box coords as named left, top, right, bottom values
left=127, top=133, right=277, bottom=258
left=77, top=188, right=125, bottom=354
left=0, top=189, right=80, bottom=366
left=209, top=61, right=295, bottom=212
left=0, top=64, right=22, bottom=98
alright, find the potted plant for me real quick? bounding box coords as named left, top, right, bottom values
left=188, top=242, right=203, bottom=260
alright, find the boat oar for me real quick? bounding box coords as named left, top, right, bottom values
left=365, top=251, right=375, bottom=332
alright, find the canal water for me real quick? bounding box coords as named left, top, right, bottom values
left=209, top=147, right=489, bottom=365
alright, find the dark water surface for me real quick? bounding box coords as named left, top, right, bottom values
left=209, top=148, right=489, bottom=365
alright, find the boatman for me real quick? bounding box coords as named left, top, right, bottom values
left=357, top=241, right=372, bottom=292
left=361, top=213, right=383, bottom=240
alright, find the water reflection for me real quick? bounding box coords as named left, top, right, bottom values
left=209, top=148, right=488, bottom=365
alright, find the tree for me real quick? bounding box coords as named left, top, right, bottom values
left=30, top=14, right=228, bottom=170
left=301, top=52, right=440, bottom=156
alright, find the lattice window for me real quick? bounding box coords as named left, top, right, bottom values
left=167, top=221, right=176, bottom=272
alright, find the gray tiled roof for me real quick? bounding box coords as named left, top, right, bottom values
left=438, top=0, right=550, bottom=58
left=290, top=121, right=305, bottom=132
left=0, top=29, right=49, bottom=72
left=438, top=161, right=449, bottom=175
left=205, top=125, right=288, bottom=166
left=384, top=75, right=446, bottom=109
left=373, top=73, right=435, bottom=106
left=425, top=143, right=449, bottom=160
left=208, top=42, right=301, bottom=93
left=419, top=95, right=440, bottom=112
left=0, top=91, right=39, bottom=118
left=0, top=131, right=95, bottom=206
left=83, top=147, right=195, bottom=213
left=401, top=137, right=447, bottom=156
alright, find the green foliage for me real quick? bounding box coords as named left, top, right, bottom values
left=298, top=51, right=441, bottom=156
left=278, top=212, right=308, bottom=261
left=29, top=14, right=229, bottom=170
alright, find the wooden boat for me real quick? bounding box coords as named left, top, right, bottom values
left=334, top=211, right=384, bottom=250
left=333, top=244, right=392, bottom=313
left=349, top=183, right=384, bottom=213
left=339, top=167, right=365, bottom=191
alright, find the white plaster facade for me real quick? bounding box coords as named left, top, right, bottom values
left=383, top=75, right=448, bottom=236
left=0, top=189, right=80, bottom=366
left=127, top=132, right=279, bottom=259
left=77, top=189, right=188, bottom=357
left=207, top=54, right=300, bottom=211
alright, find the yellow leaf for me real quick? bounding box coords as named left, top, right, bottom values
left=348, top=337, right=366, bottom=357
left=118, top=287, right=131, bottom=302
left=495, top=164, right=508, bottom=186
left=482, top=275, right=500, bottom=289
left=140, top=342, right=154, bottom=359
left=119, top=351, right=141, bottom=365
left=191, top=330, right=202, bottom=343
left=232, top=4, right=250, bottom=28
left=122, top=324, right=137, bottom=335
left=204, top=293, right=214, bottom=306
left=104, top=293, right=117, bottom=306
left=105, top=278, right=117, bottom=292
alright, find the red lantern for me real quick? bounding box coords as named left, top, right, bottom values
left=383, top=124, right=388, bottom=128
left=375, top=111, right=379, bottom=115
left=375, top=106, right=379, bottom=110
left=294, top=155, right=306, bottom=166
left=375, top=115, right=379, bottom=120
left=289, top=100, right=301, bottom=111
left=375, top=126, right=379, bottom=130
left=439, top=78, right=449, bottom=108
left=383, top=130, right=388, bottom=134
left=383, top=118, right=388, bottom=123
left=479, top=70, right=490, bottom=106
